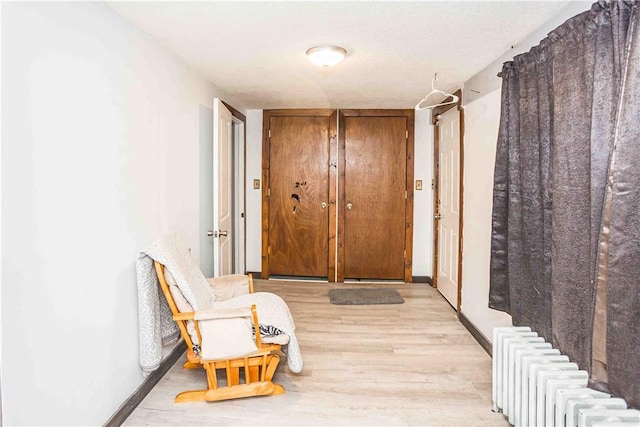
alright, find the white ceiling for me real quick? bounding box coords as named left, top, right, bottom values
left=106, top=1, right=574, bottom=110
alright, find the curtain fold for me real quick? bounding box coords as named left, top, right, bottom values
left=606, top=4, right=640, bottom=408
left=489, top=47, right=554, bottom=341
left=488, top=62, right=514, bottom=314
left=547, top=5, right=600, bottom=374
left=590, top=0, right=634, bottom=389
left=489, top=0, right=639, bottom=406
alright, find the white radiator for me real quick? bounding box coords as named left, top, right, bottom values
left=578, top=409, right=640, bottom=426
left=492, top=327, right=640, bottom=427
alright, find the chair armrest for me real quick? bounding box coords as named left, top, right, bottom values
left=173, top=306, right=253, bottom=322
left=194, top=306, right=253, bottom=321
left=173, top=311, right=196, bottom=321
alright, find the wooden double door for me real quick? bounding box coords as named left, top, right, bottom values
left=262, top=109, right=414, bottom=282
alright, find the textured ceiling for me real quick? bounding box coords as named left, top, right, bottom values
left=107, top=1, right=575, bottom=110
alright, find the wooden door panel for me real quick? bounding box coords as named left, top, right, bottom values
left=343, top=116, right=406, bottom=280
left=268, top=116, right=330, bottom=277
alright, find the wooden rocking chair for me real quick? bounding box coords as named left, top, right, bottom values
left=154, top=261, right=285, bottom=403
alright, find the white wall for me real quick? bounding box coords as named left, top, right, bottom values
left=465, top=1, right=592, bottom=102
left=199, top=105, right=215, bottom=277
left=244, top=109, right=435, bottom=277
left=459, top=89, right=512, bottom=340
left=412, top=109, right=434, bottom=276
left=245, top=110, right=264, bottom=272
left=1, top=2, right=232, bottom=424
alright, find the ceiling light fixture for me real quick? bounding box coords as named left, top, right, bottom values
left=306, top=45, right=347, bottom=68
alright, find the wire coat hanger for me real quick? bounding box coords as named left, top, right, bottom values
left=415, top=73, right=459, bottom=110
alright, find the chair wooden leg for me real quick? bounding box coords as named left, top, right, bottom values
left=183, top=348, right=200, bottom=369
left=263, top=355, right=284, bottom=395
left=204, top=363, right=218, bottom=390
left=264, top=354, right=280, bottom=381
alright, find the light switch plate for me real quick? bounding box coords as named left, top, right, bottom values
left=253, top=179, right=261, bottom=189
left=416, top=180, right=423, bottom=190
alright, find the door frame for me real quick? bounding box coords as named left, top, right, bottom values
left=261, top=109, right=338, bottom=280
left=338, top=109, right=415, bottom=283
left=222, top=101, right=247, bottom=274
left=432, top=90, right=464, bottom=314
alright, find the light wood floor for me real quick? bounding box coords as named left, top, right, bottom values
left=124, top=280, right=509, bottom=426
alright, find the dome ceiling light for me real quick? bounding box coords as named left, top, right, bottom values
left=306, top=45, right=347, bottom=68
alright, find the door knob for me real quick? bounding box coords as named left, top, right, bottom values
left=346, top=203, right=353, bottom=210
left=321, top=202, right=328, bottom=209
left=207, top=230, right=214, bottom=236
left=208, top=230, right=228, bottom=238
left=434, top=213, right=441, bottom=220
left=218, top=230, right=228, bottom=237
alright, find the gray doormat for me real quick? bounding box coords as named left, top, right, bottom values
left=329, top=288, right=404, bottom=305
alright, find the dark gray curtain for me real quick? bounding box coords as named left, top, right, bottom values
left=489, top=0, right=639, bottom=406
left=489, top=46, right=553, bottom=341
left=606, top=4, right=640, bottom=408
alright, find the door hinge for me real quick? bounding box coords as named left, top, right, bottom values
left=268, top=246, right=271, bottom=254
left=268, top=129, right=271, bottom=138
left=405, top=191, right=408, bottom=199
left=406, top=130, right=409, bottom=139
left=404, top=250, right=407, bottom=259
left=267, top=188, right=271, bottom=197
left=431, top=179, right=435, bottom=189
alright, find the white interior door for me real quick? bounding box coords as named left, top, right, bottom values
left=213, top=98, right=233, bottom=276
left=436, top=106, right=461, bottom=309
